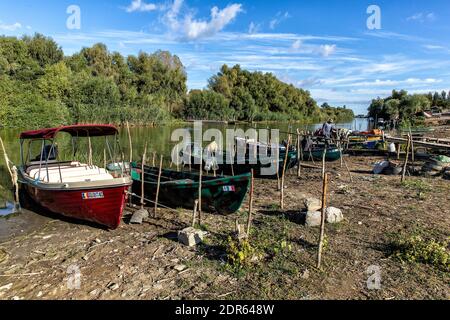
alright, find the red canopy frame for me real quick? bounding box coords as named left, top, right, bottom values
left=20, top=124, right=119, bottom=140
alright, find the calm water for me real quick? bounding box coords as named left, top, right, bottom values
left=0, top=119, right=369, bottom=204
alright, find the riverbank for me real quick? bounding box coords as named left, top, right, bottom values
left=0, top=153, right=448, bottom=300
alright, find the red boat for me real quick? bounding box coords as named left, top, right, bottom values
left=17, top=124, right=132, bottom=229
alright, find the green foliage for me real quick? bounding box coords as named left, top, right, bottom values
left=368, top=89, right=449, bottom=125
left=185, top=64, right=352, bottom=122
left=184, top=89, right=233, bottom=120
left=226, top=236, right=254, bottom=271
left=1, top=35, right=354, bottom=128
left=389, top=233, right=449, bottom=272
left=0, top=35, right=185, bottom=128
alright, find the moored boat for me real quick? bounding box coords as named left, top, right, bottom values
left=130, top=163, right=250, bottom=214
left=17, top=125, right=132, bottom=229
left=310, top=147, right=342, bottom=161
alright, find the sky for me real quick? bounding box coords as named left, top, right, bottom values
left=1, top=0, right=450, bottom=115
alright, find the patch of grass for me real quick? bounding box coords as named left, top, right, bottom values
left=225, top=236, right=254, bottom=274
left=388, top=232, right=449, bottom=272
left=268, top=203, right=281, bottom=211
left=401, top=179, right=432, bottom=200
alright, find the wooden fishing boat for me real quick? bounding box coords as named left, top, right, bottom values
left=308, top=147, right=342, bottom=161
left=185, top=149, right=298, bottom=178
left=130, top=163, right=250, bottom=215
left=17, top=125, right=132, bottom=229
left=179, top=139, right=297, bottom=178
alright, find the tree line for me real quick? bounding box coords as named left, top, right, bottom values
left=0, top=34, right=353, bottom=129
left=368, top=89, right=450, bottom=126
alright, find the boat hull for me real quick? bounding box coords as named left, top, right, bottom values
left=189, top=151, right=298, bottom=178
left=131, top=166, right=250, bottom=215
left=309, top=148, right=342, bottom=161
left=21, top=183, right=130, bottom=229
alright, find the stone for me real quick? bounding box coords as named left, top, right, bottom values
left=107, top=282, right=120, bottom=291
left=130, top=208, right=149, bottom=224
left=301, top=269, right=310, bottom=279
left=305, top=211, right=321, bottom=227
left=0, top=283, right=13, bottom=291
left=174, top=264, right=187, bottom=272
left=326, top=207, right=344, bottom=224
left=178, top=227, right=205, bottom=246
left=304, top=198, right=322, bottom=212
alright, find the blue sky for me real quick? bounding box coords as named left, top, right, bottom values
left=1, top=0, right=450, bottom=114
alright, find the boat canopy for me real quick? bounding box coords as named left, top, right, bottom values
left=19, top=124, right=119, bottom=140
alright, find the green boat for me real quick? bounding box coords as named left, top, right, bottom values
left=186, top=150, right=298, bottom=178
left=308, top=147, right=342, bottom=161
left=130, top=163, right=250, bottom=215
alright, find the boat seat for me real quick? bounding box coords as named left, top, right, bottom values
left=28, top=163, right=113, bottom=183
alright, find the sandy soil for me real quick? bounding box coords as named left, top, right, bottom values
left=0, top=140, right=449, bottom=300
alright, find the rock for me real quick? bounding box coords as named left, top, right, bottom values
left=178, top=227, right=205, bottom=246
left=130, top=208, right=149, bottom=224
left=89, top=289, right=99, bottom=296
left=36, top=291, right=43, bottom=297
left=174, top=264, right=187, bottom=272
left=107, top=282, right=120, bottom=291
left=326, top=207, right=344, bottom=224
left=301, top=269, right=310, bottom=279
left=0, top=283, right=13, bottom=291
left=95, top=238, right=101, bottom=243
left=305, top=211, right=321, bottom=227
left=304, top=198, right=322, bottom=212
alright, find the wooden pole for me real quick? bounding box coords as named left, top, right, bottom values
left=152, top=152, right=156, bottom=167
left=317, top=173, right=329, bottom=269
left=126, top=121, right=133, bottom=163
left=154, top=155, right=163, bottom=217
left=192, top=200, right=198, bottom=227
left=176, top=144, right=180, bottom=172
left=342, top=155, right=353, bottom=183
left=140, top=143, right=147, bottom=209
left=401, top=134, right=411, bottom=183
left=321, top=148, right=327, bottom=180
left=276, top=145, right=280, bottom=190
left=396, top=143, right=400, bottom=160
left=103, top=148, right=107, bottom=169
left=296, top=129, right=301, bottom=178
left=409, top=128, right=415, bottom=165
left=88, top=136, right=93, bottom=166
left=198, top=147, right=203, bottom=225
left=246, top=169, right=254, bottom=236
left=280, top=135, right=291, bottom=210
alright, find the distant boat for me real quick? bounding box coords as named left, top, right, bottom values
left=131, top=164, right=250, bottom=215
left=307, top=147, right=342, bottom=161
left=182, top=143, right=298, bottom=178
left=17, top=125, right=132, bottom=229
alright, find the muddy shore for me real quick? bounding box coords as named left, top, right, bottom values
left=0, top=135, right=449, bottom=300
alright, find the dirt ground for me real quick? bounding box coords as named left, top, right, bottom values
left=0, top=132, right=449, bottom=300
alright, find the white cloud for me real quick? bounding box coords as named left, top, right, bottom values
left=291, top=39, right=302, bottom=50
left=164, top=0, right=243, bottom=41
left=407, top=12, right=436, bottom=23
left=319, top=44, right=336, bottom=57
left=269, top=11, right=290, bottom=30
left=0, top=22, right=22, bottom=31
left=126, top=0, right=159, bottom=12
left=248, top=22, right=260, bottom=34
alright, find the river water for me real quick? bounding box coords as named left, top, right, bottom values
left=0, top=118, right=369, bottom=205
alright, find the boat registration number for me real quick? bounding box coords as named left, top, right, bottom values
left=223, top=186, right=235, bottom=192
left=81, top=191, right=104, bottom=200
